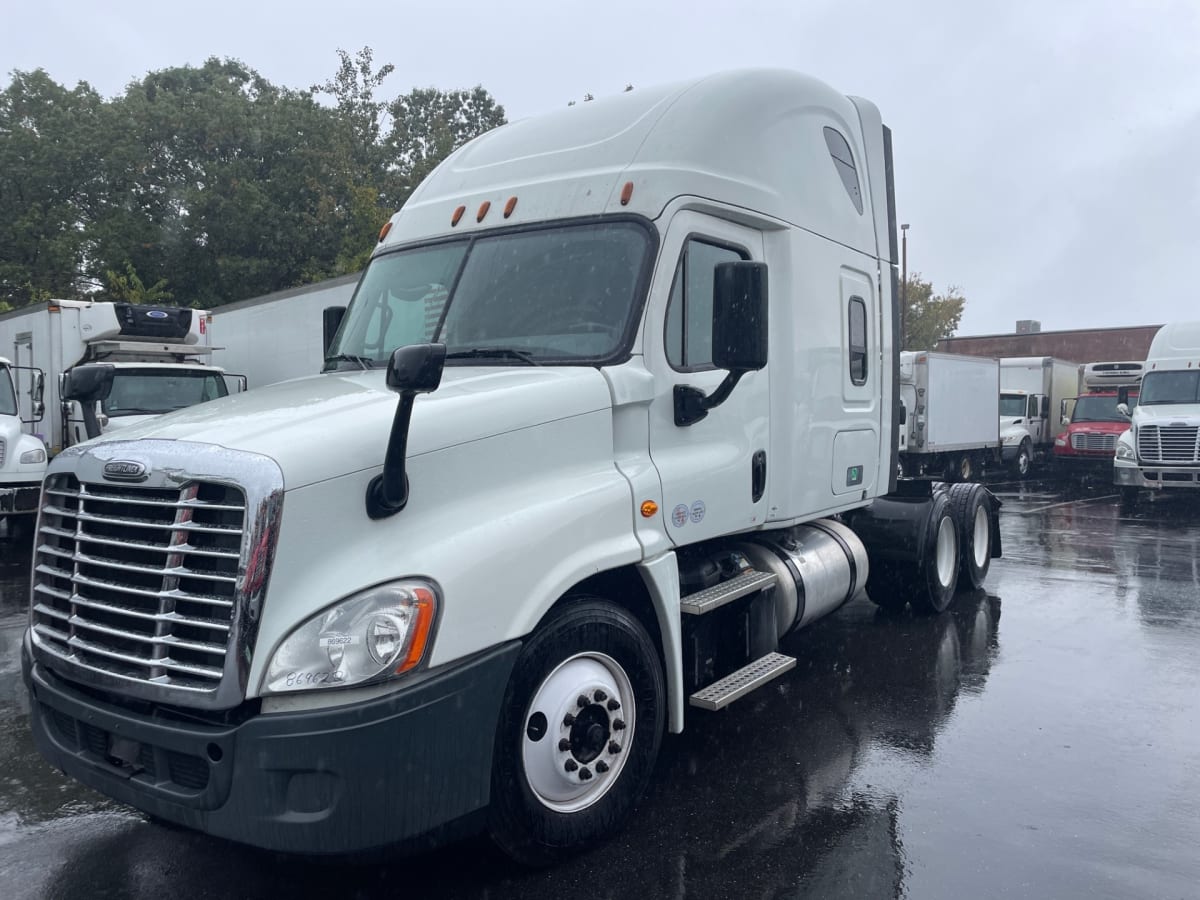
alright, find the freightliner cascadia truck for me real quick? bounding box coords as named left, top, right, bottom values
left=22, top=69, right=1000, bottom=863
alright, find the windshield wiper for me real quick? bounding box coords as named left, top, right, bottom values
left=324, top=354, right=374, bottom=371
left=445, top=347, right=541, bottom=366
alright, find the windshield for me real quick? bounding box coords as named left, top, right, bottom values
left=1139, top=370, right=1200, bottom=405
left=999, top=395, right=1026, bottom=418
left=328, top=221, right=652, bottom=367
left=101, top=369, right=229, bottom=416
left=0, top=368, right=16, bottom=417
left=1072, top=394, right=1138, bottom=422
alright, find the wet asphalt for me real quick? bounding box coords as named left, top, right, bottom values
left=1, top=481, right=1198, bottom=900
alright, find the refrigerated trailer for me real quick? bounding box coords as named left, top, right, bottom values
left=23, top=69, right=1002, bottom=863
left=897, top=351, right=1001, bottom=481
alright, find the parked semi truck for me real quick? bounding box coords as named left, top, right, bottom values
left=0, top=356, right=47, bottom=536
left=998, top=356, right=1079, bottom=476
left=1115, top=322, right=1200, bottom=503
left=1052, top=361, right=1143, bottom=473
left=22, top=70, right=1002, bottom=863
left=0, top=300, right=241, bottom=453
left=897, top=351, right=1001, bottom=481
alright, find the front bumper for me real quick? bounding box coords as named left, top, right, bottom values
left=1113, top=459, right=1200, bottom=489
left=1053, top=451, right=1113, bottom=471
left=24, top=634, right=521, bottom=855
left=0, top=482, right=41, bottom=514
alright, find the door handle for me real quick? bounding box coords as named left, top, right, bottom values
left=752, top=450, right=767, bottom=502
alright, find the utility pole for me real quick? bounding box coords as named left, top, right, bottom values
left=900, top=223, right=910, bottom=350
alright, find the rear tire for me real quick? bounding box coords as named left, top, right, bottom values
left=488, top=599, right=665, bottom=866
left=864, top=492, right=960, bottom=615
left=946, top=483, right=993, bottom=591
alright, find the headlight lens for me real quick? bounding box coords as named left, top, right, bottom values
left=1115, top=442, right=1136, bottom=461
left=263, top=580, right=438, bottom=694
left=20, top=448, right=46, bottom=464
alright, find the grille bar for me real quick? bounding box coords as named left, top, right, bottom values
left=46, top=507, right=243, bottom=536
left=42, top=526, right=241, bottom=560
left=47, top=486, right=245, bottom=513
left=68, top=615, right=228, bottom=658
left=35, top=594, right=231, bottom=633
left=34, top=565, right=235, bottom=608
left=38, top=544, right=239, bottom=584
left=1138, top=425, right=1200, bottom=463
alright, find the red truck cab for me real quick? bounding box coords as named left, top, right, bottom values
left=1054, top=389, right=1139, bottom=468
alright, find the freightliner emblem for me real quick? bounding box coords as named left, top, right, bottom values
left=103, top=460, right=149, bottom=482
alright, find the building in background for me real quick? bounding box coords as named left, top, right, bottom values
left=937, top=322, right=1161, bottom=363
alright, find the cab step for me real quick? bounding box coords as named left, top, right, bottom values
left=680, top=570, right=777, bottom=615
left=688, top=652, right=796, bottom=711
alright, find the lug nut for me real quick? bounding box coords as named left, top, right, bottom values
left=608, top=741, right=621, bottom=754
left=558, top=738, right=571, bottom=752
left=579, top=767, right=593, bottom=781
left=563, top=713, right=576, bottom=727
left=613, top=718, right=626, bottom=731
left=607, top=699, right=620, bottom=711
left=564, top=759, right=578, bottom=772
left=596, top=760, right=609, bottom=774
left=593, top=689, right=608, bottom=702
left=577, top=695, right=589, bottom=709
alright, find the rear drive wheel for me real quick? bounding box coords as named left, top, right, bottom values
left=957, top=454, right=975, bottom=483
left=947, top=483, right=993, bottom=591
left=489, top=599, right=665, bottom=866
left=864, top=492, right=961, bottom=615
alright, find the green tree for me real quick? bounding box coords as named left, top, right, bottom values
left=387, top=85, right=507, bottom=194
left=103, top=261, right=172, bottom=304
left=902, top=274, right=965, bottom=350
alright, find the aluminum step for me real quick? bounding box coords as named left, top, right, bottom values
left=689, top=652, right=797, bottom=711
left=680, top=570, right=777, bottom=615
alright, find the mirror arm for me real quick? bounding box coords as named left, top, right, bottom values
left=674, top=371, right=746, bottom=427
left=366, top=394, right=417, bottom=519
left=80, top=401, right=104, bottom=440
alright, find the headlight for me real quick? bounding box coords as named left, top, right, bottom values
left=1115, top=442, right=1136, bottom=461
left=1003, top=434, right=1019, bottom=444
left=1054, top=436, right=1067, bottom=447
left=263, top=580, right=439, bottom=694
left=20, top=448, right=46, bottom=464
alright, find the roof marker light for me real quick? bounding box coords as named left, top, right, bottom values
left=620, top=181, right=634, bottom=205
left=504, top=196, right=518, bottom=218
left=451, top=205, right=466, bottom=226
left=477, top=201, right=491, bottom=223
left=378, top=221, right=393, bottom=243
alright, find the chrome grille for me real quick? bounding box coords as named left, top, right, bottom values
left=1070, top=433, right=1117, bottom=452
left=31, top=474, right=246, bottom=694
left=1137, top=425, right=1200, bottom=464
left=0, top=438, right=6, bottom=465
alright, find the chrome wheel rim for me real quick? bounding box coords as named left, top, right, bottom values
left=936, top=516, right=957, bottom=588
left=972, top=503, right=990, bottom=569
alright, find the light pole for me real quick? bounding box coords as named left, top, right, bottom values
left=900, top=223, right=910, bottom=349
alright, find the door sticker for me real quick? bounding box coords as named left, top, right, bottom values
left=672, top=505, right=689, bottom=528
left=689, top=501, right=706, bottom=523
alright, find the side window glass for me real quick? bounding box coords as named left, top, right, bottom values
left=823, top=127, right=864, bottom=215
left=848, top=296, right=868, bottom=385
left=665, top=239, right=746, bottom=370
left=1028, top=396, right=1038, bottom=419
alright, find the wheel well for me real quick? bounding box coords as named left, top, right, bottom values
left=551, top=567, right=663, bottom=653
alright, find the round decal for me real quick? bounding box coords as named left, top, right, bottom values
left=690, top=500, right=706, bottom=524
left=671, top=504, right=689, bottom=528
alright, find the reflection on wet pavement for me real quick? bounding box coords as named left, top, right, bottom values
left=0, top=482, right=1198, bottom=899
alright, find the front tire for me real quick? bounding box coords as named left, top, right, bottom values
left=1014, top=441, right=1032, bottom=478
left=488, top=599, right=665, bottom=866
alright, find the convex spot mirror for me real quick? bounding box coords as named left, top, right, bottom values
left=712, top=261, right=768, bottom=373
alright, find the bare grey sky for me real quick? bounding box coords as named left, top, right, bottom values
left=4, top=0, right=1198, bottom=336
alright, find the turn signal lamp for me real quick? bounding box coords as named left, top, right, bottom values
left=640, top=500, right=659, bottom=518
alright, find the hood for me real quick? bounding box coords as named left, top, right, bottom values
left=1132, top=404, right=1200, bottom=424
left=85, top=367, right=615, bottom=489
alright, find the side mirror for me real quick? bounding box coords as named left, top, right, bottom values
left=1117, top=386, right=1130, bottom=405
left=366, top=343, right=447, bottom=519
left=62, top=364, right=115, bottom=440
left=712, top=262, right=768, bottom=372
left=323, top=306, right=347, bottom=355
left=1039, top=398, right=1049, bottom=419
left=32, top=371, right=44, bottom=406
left=675, top=261, right=768, bottom=427
left=1116, top=403, right=1130, bottom=417
left=898, top=404, right=907, bottom=425
left=1061, top=416, right=1070, bottom=427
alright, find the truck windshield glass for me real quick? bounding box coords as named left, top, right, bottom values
left=999, top=395, right=1026, bottom=417
left=0, top=368, right=16, bottom=417
left=329, top=221, right=651, bottom=367
left=1072, top=394, right=1138, bottom=422
left=101, top=370, right=229, bottom=416
left=1139, top=370, right=1200, bottom=405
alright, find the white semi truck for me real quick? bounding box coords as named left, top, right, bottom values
left=1114, top=321, right=1200, bottom=503
left=22, top=70, right=1002, bottom=863
left=0, top=299, right=241, bottom=453
left=897, top=351, right=1001, bottom=481
left=998, top=356, right=1079, bottom=476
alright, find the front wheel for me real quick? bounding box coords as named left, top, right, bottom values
left=488, top=599, right=665, bottom=866
left=1014, top=441, right=1032, bottom=478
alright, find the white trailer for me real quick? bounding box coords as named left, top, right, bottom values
left=210, top=274, right=359, bottom=389
left=998, top=356, right=1079, bottom=475
left=0, top=300, right=240, bottom=453
left=25, top=69, right=1003, bottom=862
left=898, top=351, right=1000, bottom=481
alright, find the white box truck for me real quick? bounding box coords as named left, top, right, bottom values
left=0, top=300, right=242, bottom=453
left=22, top=69, right=1003, bottom=863
left=0, top=356, right=47, bottom=536
left=998, top=356, right=1079, bottom=476
left=1114, top=322, right=1200, bottom=503
left=898, top=351, right=1001, bottom=481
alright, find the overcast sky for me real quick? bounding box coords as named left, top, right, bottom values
left=4, top=0, right=1198, bottom=336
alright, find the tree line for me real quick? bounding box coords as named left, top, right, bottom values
left=0, top=47, right=505, bottom=310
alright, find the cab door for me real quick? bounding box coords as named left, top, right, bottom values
left=644, top=212, right=769, bottom=545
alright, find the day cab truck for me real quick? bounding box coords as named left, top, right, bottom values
left=998, top=356, right=1079, bottom=476
left=22, top=69, right=1002, bottom=864
left=1115, top=322, right=1200, bottom=504
left=1052, top=361, right=1143, bottom=474
left=0, top=355, right=47, bottom=537
left=0, top=299, right=243, bottom=454
left=897, top=351, right=1001, bottom=482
